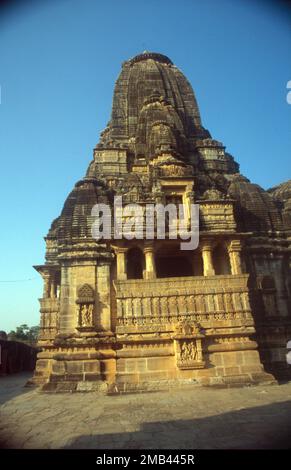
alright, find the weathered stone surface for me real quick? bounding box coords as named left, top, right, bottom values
left=1, top=373, right=291, bottom=449
left=31, top=52, right=291, bottom=392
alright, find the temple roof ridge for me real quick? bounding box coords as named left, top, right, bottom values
left=128, top=51, right=173, bottom=66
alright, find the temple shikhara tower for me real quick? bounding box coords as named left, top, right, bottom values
left=32, top=52, right=291, bottom=392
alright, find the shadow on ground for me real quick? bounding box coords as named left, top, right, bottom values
left=0, top=372, right=33, bottom=405
left=64, top=400, right=291, bottom=449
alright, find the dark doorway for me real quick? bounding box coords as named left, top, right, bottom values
left=213, top=244, right=231, bottom=275
left=193, top=251, right=203, bottom=276
left=127, top=247, right=144, bottom=279
left=155, top=248, right=193, bottom=278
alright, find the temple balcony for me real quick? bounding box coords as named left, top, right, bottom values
left=114, top=274, right=254, bottom=334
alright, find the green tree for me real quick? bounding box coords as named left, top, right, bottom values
left=8, top=324, right=39, bottom=345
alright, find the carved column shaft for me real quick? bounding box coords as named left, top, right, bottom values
left=50, top=278, right=56, bottom=298
left=185, top=189, right=195, bottom=223
left=201, top=243, right=215, bottom=276
left=144, top=244, right=156, bottom=279
left=114, top=247, right=128, bottom=280
left=41, top=271, right=59, bottom=299
left=42, top=274, right=50, bottom=298
left=228, top=241, right=243, bottom=275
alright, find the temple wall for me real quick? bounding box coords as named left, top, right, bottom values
left=114, top=340, right=268, bottom=392
left=246, top=251, right=291, bottom=380
left=59, top=262, right=98, bottom=333
left=31, top=51, right=291, bottom=392
left=252, top=254, right=290, bottom=317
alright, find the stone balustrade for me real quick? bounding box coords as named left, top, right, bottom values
left=114, top=274, right=253, bottom=333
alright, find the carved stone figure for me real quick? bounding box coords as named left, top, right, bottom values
left=79, top=304, right=93, bottom=327
left=180, top=341, right=198, bottom=362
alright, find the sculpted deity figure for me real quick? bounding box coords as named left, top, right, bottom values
left=180, top=341, right=198, bottom=362
left=80, top=304, right=93, bottom=327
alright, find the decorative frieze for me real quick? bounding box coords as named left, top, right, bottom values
left=114, top=275, right=252, bottom=327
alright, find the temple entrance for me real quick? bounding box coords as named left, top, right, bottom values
left=212, top=244, right=231, bottom=275
left=127, top=247, right=144, bottom=279
left=193, top=251, right=203, bottom=276
left=155, top=244, right=193, bottom=278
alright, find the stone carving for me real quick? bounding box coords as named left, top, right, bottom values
left=173, top=320, right=205, bottom=369
left=38, top=298, right=59, bottom=340
left=79, top=304, right=94, bottom=327
left=77, top=284, right=94, bottom=301
left=115, top=276, right=251, bottom=324
left=180, top=341, right=198, bottom=361
left=202, top=188, right=225, bottom=200
left=159, top=163, right=193, bottom=177
left=174, top=320, right=201, bottom=336
left=76, top=284, right=95, bottom=330
left=32, top=51, right=290, bottom=390
left=176, top=338, right=204, bottom=369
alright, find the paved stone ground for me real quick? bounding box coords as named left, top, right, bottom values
left=0, top=373, right=291, bottom=449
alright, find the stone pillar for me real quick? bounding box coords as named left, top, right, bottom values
left=59, top=264, right=75, bottom=333
left=228, top=240, right=243, bottom=275
left=41, top=270, right=58, bottom=299
left=185, top=187, right=195, bottom=224
left=113, top=247, right=128, bottom=280
left=185, top=183, right=195, bottom=220
left=96, top=261, right=112, bottom=331
left=42, top=273, right=50, bottom=298
left=50, top=277, right=56, bottom=298
left=201, top=241, right=215, bottom=276
left=144, top=244, right=156, bottom=279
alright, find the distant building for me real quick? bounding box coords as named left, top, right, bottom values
left=0, top=335, right=37, bottom=375
left=32, top=52, right=291, bottom=392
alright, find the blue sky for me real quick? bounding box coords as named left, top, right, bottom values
left=0, top=0, right=290, bottom=332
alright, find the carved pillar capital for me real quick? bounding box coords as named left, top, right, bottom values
left=111, top=245, right=128, bottom=255
left=143, top=241, right=154, bottom=254
left=200, top=238, right=214, bottom=251
left=227, top=239, right=243, bottom=252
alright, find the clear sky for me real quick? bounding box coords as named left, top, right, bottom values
left=0, top=0, right=290, bottom=333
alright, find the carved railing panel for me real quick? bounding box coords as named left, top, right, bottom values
left=114, top=274, right=253, bottom=332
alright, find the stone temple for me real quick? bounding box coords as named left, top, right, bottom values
left=32, top=52, right=291, bottom=392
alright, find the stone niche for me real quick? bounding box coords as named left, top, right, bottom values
left=173, top=321, right=205, bottom=370
left=76, top=284, right=95, bottom=332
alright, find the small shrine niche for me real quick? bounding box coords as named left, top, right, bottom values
left=173, top=321, right=205, bottom=369
left=76, top=284, right=95, bottom=330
